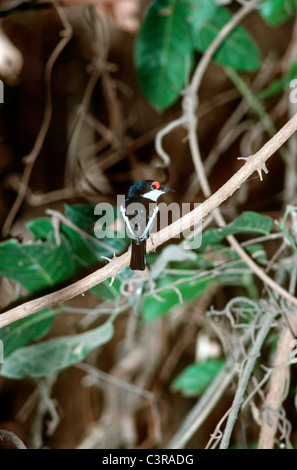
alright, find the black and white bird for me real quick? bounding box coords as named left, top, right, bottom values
left=121, top=180, right=175, bottom=271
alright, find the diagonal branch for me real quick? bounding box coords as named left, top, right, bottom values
left=1, top=112, right=297, bottom=328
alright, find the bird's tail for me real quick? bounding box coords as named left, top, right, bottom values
left=130, top=238, right=146, bottom=271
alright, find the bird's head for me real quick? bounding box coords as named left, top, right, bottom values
left=127, top=180, right=175, bottom=202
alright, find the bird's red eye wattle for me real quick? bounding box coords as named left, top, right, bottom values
left=151, top=181, right=160, bottom=190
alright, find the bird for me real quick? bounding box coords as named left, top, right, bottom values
left=120, top=180, right=175, bottom=271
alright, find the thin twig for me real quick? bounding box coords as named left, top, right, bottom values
left=2, top=3, right=73, bottom=237
left=28, top=374, right=60, bottom=448
left=257, top=217, right=297, bottom=448
left=155, top=117, right=186, bottom=167
left=155, top=1, right=275, bottom=297
left=219, top=310, right=277, bottom=448
left=181, top=0, right=295, bottom=361
left=167, top=362, right=236, bottom=449
left=155, top=0, right=294, bottom=449
left=0, top=430, right=26, bottom=449
left=154, top=1, right=259, bottom=168
left=258, top=311, right=297, bottom=447
left=46, top=208, right=120, bottom=254
left=65, top=9, right=109, bottom=186
left=77, top=362, right=162, bottom=445
left=190, top=0, right=259, bottom=95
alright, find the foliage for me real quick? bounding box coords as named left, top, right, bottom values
left=1, top=0, right=297, bottom=449
left=260, top=0, right=297, bottom=25
left=0, top=206, right=274, bottom=378
left=1, top=318, right=114, bottom=379
left=0, top=0, right=292, bottom=385
left=0, top=208, right=127, bottom=293
left=171, top=359, right=225, bottom=396
left=135, top=0, right=260, bottom=110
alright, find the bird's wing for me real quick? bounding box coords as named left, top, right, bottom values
left=120, top=201, right=158, bottom=241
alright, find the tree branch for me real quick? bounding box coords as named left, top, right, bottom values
left=219, top=310, right=276, bottom=449
left=1, top=113, right=297, bottom=328
left=257, top=322, right=296, bottom=449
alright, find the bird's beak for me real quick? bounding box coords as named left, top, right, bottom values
left=162, top=186, right=175, bottom=193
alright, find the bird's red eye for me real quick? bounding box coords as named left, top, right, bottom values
left=152, top=181, right=160, bottom=190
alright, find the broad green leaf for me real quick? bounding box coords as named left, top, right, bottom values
left=65, top=204, right=97, bottom=231
left=0, top=308, right=54, bottom=358
left=260, top=0, right=297, bottom=25
left=27, top=217, right=54, bottom=240
left=221, top=211, right=273, bottom=236
left=59, top=224, right=100, bottom=268
left=142, top=273, right=211, bottom=322
left=91, top=277, right=122, bottom=300
left=171, top=359, right=225, bottom=396
left=29, top=214, right=127, bottom=269
left=200, top=212, right=273, bottom=250
left=27, top=217, right=98, bottom=268
left=0, top=237, right=76, bottom=293
left=187, top=0, right=217, bottom=32
left=66, top=204, right=128, bottom=256
left=0, top=207, right=128, bottom=293
left=192, top=4, right=260, bottom=71
left=135, top=0, right=194, bottom=110
left=0, top=320, right=114, bottom=378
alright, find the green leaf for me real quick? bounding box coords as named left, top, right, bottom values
left=171, top=359, right=225, bottom=396
left=200, top=211, right=273, bottom=250
left=29, top=214, right=127, bottom=269
left=260, top=0, right=297, bottom=25
left=187, top=0, right=217, bottom=32
left=91, top=277, right=122, bottom=300
left=27, top=217, right=98, bottom=269
left=259, top=61, right=297, bottom=99
left=222, top=211, right=273, bottom=236
left=66, top=204, right=129, bottom=257
left=142, top=210, right=272, bottom=322
left=0, top=237, right=76, bottom=293
left=142, top=273, right=211, bottom=322
left=60, top=225, right=99, bottom=268
left=192, top=4, right=260, bottom=71
left=65, top=204, right=97, bottom=231
left=0, top=206, right=129, bottom=294
left=27, top=217, right=54, bottom=240
left=0, top=320, right=114, bottom=378
left=0, top=308, right=54, bottom=358
left=134, top=0, right=194, bottom=111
